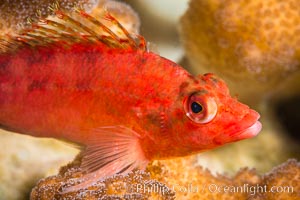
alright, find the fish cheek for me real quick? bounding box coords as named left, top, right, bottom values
left=171, top=108, right=187, bottom=133
left=181, top=122, right=216, bottom=149
left=173, top=108, right=185, bottom=119
left=145, top=112, right=165, bottom=131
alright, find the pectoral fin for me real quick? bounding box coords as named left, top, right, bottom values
left=62, top=125, right=148, bottom=193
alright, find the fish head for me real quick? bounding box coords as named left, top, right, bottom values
left=170, top=73, right=262, bottom=154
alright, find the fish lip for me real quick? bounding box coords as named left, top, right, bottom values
left=236, top=121, right=262, bottom=139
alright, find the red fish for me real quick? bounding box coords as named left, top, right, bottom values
left=0, top=9, right=261, bottom=191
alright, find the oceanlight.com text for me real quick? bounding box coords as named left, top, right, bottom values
left=207, top=183, right=294, bottom=195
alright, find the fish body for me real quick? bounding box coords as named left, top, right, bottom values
left=0, top=42, right=190, bottom=158
left=0, top=10, right=261, bottom=191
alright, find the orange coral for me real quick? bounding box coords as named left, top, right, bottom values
left=30, top=158, right=175, bottom=200
left=254, top=159, right=300, bottom=200
left=30, top=156, right=299, bottom=200
left=180, top=0, right=300, bottom=104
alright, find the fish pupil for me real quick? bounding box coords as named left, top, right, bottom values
left=191, top=102, right=203, bottom=113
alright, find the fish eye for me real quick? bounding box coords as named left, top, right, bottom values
left=191, top=102, right=203, bottom=113
left=184, top=93, right=218, bottom=124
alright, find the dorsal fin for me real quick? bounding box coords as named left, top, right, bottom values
left=0, top=8, right=146, bottom=53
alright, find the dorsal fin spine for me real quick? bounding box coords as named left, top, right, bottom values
left=54, top=10, right=99, bottom=38
left=103, top=13, right=137, bottom=48
left=77, top=10, right=120, bottom=43
left=0, top=9, right=146, bottom=53
left=39, top=19, right=77, bottom=35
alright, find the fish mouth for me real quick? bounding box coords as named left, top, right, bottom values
left=235, top=121, right=262, bottom=140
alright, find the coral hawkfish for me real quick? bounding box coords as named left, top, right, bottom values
left=0, top=9, right=261, bottom=192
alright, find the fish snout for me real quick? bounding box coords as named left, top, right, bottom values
left=235, top=109, right=261, bottom=140
left=213, top=108, right=262, bottom=145
left=229, top=109, right=262, bottom=140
